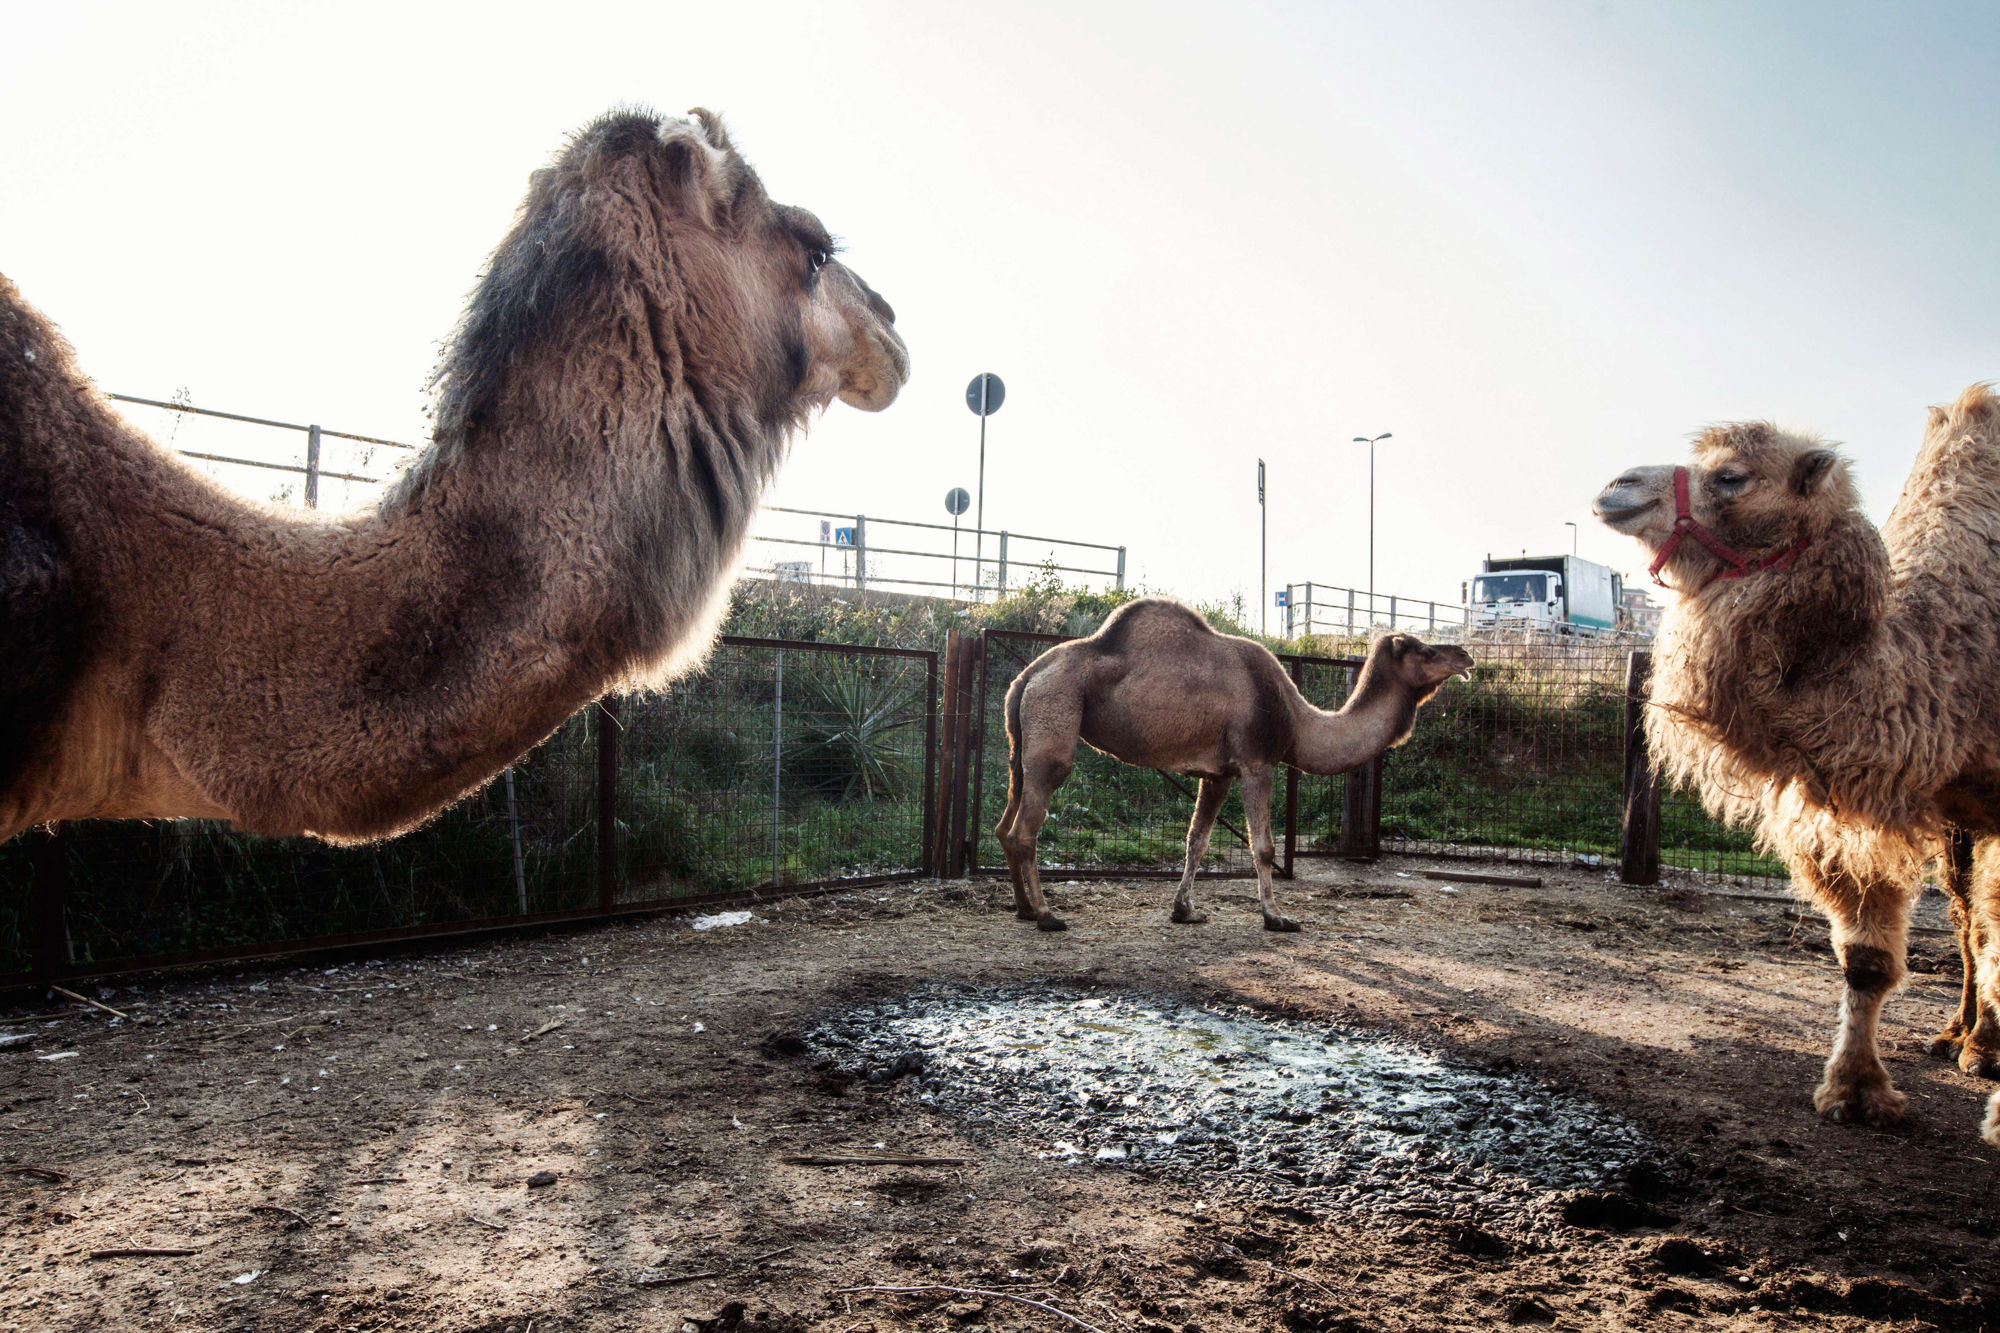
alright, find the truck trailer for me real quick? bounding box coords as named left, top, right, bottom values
left=1464, top=554, right=1623, bottom=632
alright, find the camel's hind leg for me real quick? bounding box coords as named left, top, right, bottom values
left=1794, top=853, right=1918, bottom=1127
left=994, top=778, right=1030, bottom=919
left=1170, top=777, right=1231, bottom=925
left=1961, top=839, right=2000, bottom=1079
left=1241, top=766, right=1296, bottom=933
left=1930, top=829, right=1980, bottom=1059
left=1973, top=867, right=2000, bottom=1142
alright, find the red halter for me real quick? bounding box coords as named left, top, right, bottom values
left=1648, top=466, right=1811, bottom=591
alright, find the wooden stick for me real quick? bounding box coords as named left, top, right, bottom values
left=5, top=1165, right=71, bottom=1182
left=249, top=1204, right=308, bottom=1226
left=747, top=1245, right=797, bottom=1265
left=524, top=1019, right=565, bottom=1042
left=467, top=1214, right=508, bottom=1232
left=783, top=1153, right=973, bottom=1167
left=1419, top=870, right=1542, bottom=889
left=90, top=1247, right=198, bottom=1259
left=51, top=985, right=133, bottom=1021
left=835, top=1285, right=1109, bottom=1333
left=353, top=1177, right=406, bottom=1185
left=638, top=1269, right=724, bottom=1285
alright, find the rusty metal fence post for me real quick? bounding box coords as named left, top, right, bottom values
left=1621, top=649, right=1662, bottom=885
left=933, top=630, right=963, bottom=877
left=950, top=634, right=980, bottom=875
left=1338, top=757, right=1383, bottom=860
left=596, top=697, right=620, bottom=911
left=30, top=822, right=66, bottom=985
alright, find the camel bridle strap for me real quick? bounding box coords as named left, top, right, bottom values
left=1648, top=466, right=1811, bottom=591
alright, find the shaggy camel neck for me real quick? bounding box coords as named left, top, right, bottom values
left=32, top=312, right=780, bottom=843
left=1284, top=653, right=1427, bottom=775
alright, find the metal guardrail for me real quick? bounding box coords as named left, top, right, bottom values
left=1281, top=581, right=1470, bottom=638
left=112, top=395, right=1128, bottom=600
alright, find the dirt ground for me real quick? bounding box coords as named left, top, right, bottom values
left=4, top=854, right=1999, bottom=1333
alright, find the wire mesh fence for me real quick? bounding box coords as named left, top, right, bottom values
left=611, top=639, right=935, bottom=899
left=2, top=638, right=935, bottom=987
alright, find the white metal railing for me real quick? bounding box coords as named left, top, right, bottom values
left=747, top=506, right=1125, bottom=602
left=1279, top=581, right=1470, bottom=639
left=114, top=392, right=1127, bottom=603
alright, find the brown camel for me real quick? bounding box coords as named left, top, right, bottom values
left=0, top=108, right=907, bottom=847
left=1593, top=384, right=2000, bottom=1141
left=995, top=598, right=1473, bottom=932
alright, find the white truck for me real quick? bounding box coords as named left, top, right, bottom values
left=1464, top=554, right=1624, bottom=633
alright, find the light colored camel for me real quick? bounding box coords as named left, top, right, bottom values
left=1593, top=385, right=2000, bottom=1142
left=0, top=108, right=907, bottom=847
left=995, top=598, right=1473, bottom=932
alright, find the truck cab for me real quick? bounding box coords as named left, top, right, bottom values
left=1465, top=554, right=1622, bottom=633
left=1470, top=570, right=1563, bottom=628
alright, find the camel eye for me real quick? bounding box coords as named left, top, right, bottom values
left=808, top=247, right=829, bottom=273
left=1714, top=471, right=1750, bottom=488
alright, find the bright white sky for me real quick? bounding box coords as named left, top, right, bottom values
left=6, top=1, right=1997, bottom=621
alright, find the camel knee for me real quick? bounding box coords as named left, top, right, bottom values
left=1839, top=943, right=1902, bottom=995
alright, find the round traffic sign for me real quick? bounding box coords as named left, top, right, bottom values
left=965, top=372, right=1005, bottom=416
left=944, top=487, right=971, bottom=517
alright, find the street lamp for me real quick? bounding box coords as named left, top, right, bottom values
left=1352, top=433, right=1392, bottom=617
left=1564, top=521, right=1578, bottom=556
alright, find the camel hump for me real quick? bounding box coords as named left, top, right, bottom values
left=1086, top=597, right=1215, bottom=656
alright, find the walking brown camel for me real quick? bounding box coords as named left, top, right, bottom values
left=1592, top=384, right=2000, bottom=1140
left=0, top=108, right=907, bottom=847
left=995, top=599, right=1473, bottom=932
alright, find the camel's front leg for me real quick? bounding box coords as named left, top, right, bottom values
left=1804, top=864, right=1917, bottom=1126
left=1240, top=767, right=1295, bottom=933
left=1958, top=839, right=2000, bottom=1079
left=1171, top=777, right=1231, bottom=925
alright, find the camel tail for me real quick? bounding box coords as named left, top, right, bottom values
left=1003, top=668, right=1027, bottom=807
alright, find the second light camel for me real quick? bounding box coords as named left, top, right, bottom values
left=1593, top=384, right=2000, bottom=1142
left=0, top=107, right=907, bottom=847
left=996, top=599, right=1474, bottom=933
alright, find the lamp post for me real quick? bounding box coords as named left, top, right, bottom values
left=1564, top=521, right=1578, bottom=556
left=1352, top=433, right=1392, bottom=619
left=1258, top=458, right=1267, bottom=635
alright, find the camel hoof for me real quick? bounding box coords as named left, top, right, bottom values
left=1016, top=909, right=1041, bottom=923
left=1262, top=913, right=1301, bottom=934
left=1037, top=913, right=1068, bottom=933
left=1929, top=1029, right=1967, bottom=1060
left=1170, top=906, right=1208, bottom=925
left=1960, top=1044, right=2000, bottom=1081
left=1815, top=1077, right=1907, bottom=1127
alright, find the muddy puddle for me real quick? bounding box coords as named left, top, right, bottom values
left=805, top=984, right=1668, bottom=1231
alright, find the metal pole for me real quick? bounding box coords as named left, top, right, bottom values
left=773, top=649, right=784, bottom=888
left=951, top=514, right=960, bottom=598
left=855, top=514, right=867, bottom=591
left=1115, top=547, right=1126, bottom=591
left=1368, top=437, right=1374, bottom=607
left=504, top=767, right=526, bottom=914
left=999, top=531, right=1008, bottom=594
left=975, top=381, right=988, bottom=598
left=1258, top=459, right=1267, bottom=635
left=305, top=424, right=322, bottom=509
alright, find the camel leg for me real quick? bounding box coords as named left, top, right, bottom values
left=994, top=784, right=1030, bottom=919
left=1170, top=777, right=1231, bottom=925
left=1973, top=874, right=2000, bottom=1142
left=1241, top=767, right=1296, bottom=933
left=1930, top=829, right=1978, bottom=1059
left=1800, top=858, right=1916, bottom=1126
left=1961, top=839, right=2000, bottom=1079
left=995, top=748, right=1074, bottom=933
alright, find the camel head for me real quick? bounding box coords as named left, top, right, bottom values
left=1370, top=633, right=1476, bottom=701
left=432, top=107, right=908, bottom=447
left=1592, top=423, right=1856, bottom=592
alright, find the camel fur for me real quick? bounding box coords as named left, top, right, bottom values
left=1593, top=384, right=2000, bottom=1141
left=0, top=107, right=907, bottom=847
left=995, top=598, right=1473, bottom=932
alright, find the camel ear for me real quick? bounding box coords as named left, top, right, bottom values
left=1790, top=450, right=1837, bottom=497
left=656, top=117, right=741, bottom=225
